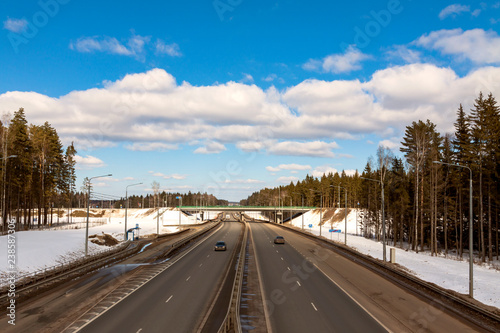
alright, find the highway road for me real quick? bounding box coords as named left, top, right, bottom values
left=78, top=221, right=242, bottom=333
left=249, top=221, right=484, bottom=333
left=249, top=221, right=387, bottom=333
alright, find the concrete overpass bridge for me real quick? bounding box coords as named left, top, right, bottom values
left=181, top=206, right=314, bottom=212
left=181, top=206, right=315, bottom=223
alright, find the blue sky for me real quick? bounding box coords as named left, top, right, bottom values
left=1, top=1, right=500, bottom=202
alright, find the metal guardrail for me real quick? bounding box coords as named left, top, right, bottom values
left=0, top=221, right=221, bottom=307
left=276, top=222, right=500, bottom=330
left=217, top=223, right=247, bottom=333
left=1, top=240, right=132, bottom=290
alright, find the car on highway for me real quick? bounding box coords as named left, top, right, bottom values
left=274, top=236, right=285, bottom=244
left=214, top=241, right=227, bottom=251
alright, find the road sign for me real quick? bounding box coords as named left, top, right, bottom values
left=308, top=224, right=313, bottom=228
left=176, top=196, right=181, bottom=199
left=332, top=229, right=341, bottom=233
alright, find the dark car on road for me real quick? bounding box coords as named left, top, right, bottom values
left=214, top=241, right=227, bottom=251
left=274, top=236, right=285, bottom=244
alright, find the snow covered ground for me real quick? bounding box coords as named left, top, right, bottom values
left=288, top=209, right=500, bottom=309
left=0, top=208, right=210, bottom=277
left=2, top=207, right=498, bottom=311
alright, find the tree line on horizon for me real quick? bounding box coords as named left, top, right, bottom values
left=0, top=108, right=77, bottom=230
left=241, top=92, right=500, bottom=263
left=0, top=108, right=228, bottom=231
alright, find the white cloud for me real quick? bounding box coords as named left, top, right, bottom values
left=240, top=73, right=254, bottom=84
left=263, top=74, right=277, bottom=82
left=74, top=155, right=106, bottom=169
left=266, top=164, right=312, bottom=172
left=125, top=142, right=178, bottom=151
left=378, top=138, right=401, bottom=150
left=268, top=141, right=339, bottom=158
left=69, top=33, right=171, bottom=61
left=277, top=176, right=299, bottom=184
left=150, top=172, right=186, bottom=180
left=471, top=9, right=481, bottom=17
left=311, top=165, right=338, bottom=178
left=438, top=4, right=471, bottom=19
left=70, top=36, right=133, bottom=55
left=385, top=45, right=421, bottom=63
left=303, top=46, right=371, bottom=74
left=2, top=65, right=500, bottom=158
left=155, top=39, right=182, bottom=57
left=193, top=141, right=227, bottom=154
left=223, top=179, right=265, bottom=184
left=3, top=18, right=28, bottom=33
left=415, top=28, right=500, bottom=64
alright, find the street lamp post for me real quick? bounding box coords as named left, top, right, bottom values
left=125, top=183, right=142, bottom=241
left=86, top=174, right=112, bottom=256
left=433, top=161, right=474, bottom=297
left=361, top=177, right=386, bottom=262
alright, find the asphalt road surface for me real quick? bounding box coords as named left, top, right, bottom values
left=249, top=221, right=484, bottom=333
left=250, top=221, right=388, bottom=333
left=78, top=221, right=241, bottom=333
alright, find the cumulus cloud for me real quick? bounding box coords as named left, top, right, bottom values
left=303, top=46, right=371, bottom=74
left=378, top=138, right=401, bottom=150
left=3, top=18, right=28, bottom=33
left=311, top=165, right=338, bottom=178
left=74, top=155, right=106, bottom=169
left=415, top=28, right=500, bottom=64
left=2, top=65, right=500, bottom=159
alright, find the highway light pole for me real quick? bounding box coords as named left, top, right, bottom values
left=86, top=174, right=112, bottom=256
left=125, top=182, right=142, bottom=241
left=361, top=177, right=386, bottom=262
left=433, top=161, right=474, bottom=297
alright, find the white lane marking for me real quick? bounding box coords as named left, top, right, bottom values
left=166, top=295, right=173, bottom=303
left=186, top=276, right=191, bottom=281
left=311, top=302, right=318, bottom=311
left=287, top=267, right=290, bottom=271
left=311, top=259, right=393, bottom=332
left=281, top=257, right=284, bottom=261
left=297, top=281, right=301, bottom=287
left=199, top=263, right=203, bottom=267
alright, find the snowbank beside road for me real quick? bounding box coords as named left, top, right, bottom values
left=0, top=208, right=205, bottom=277
left=289, top=208, right=500, bottom=310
